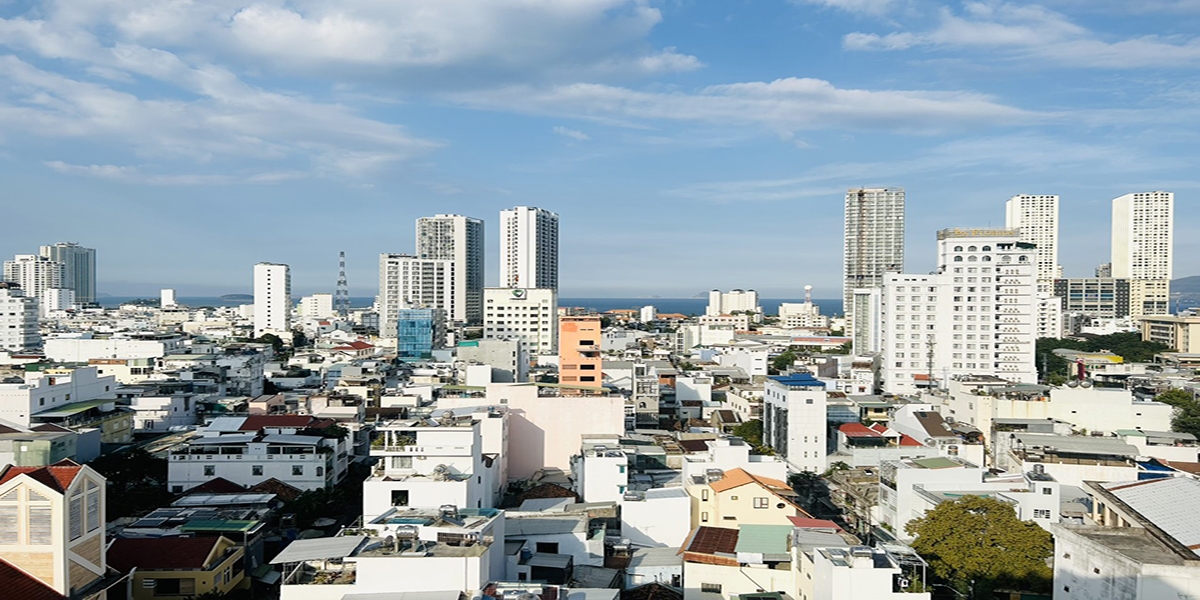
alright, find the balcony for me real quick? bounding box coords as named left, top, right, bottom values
left=371, top=444, right=472, bottom=456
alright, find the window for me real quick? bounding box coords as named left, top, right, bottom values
left=292, top=465, right=304, bottom=476
left=536, top=542, right=559, bottom=554
left=69, top=494, right=83, bottom=540
left=1034, top=509, right=1051, bottom=519
left=1042, top=487, right=1053, bottom=495
left=29, top=505, right=52, bottom=544
left=391, top=490, right=409, bottom=506
left=252, top=465, right=263, bottom=476
left=753, top=497, right=770, bottom=509
left=701, top=512, right=709, bottom=522
left=153, top=578, right=196, bottom=596
left=0, top=504, right=15, bottom=545
left=701, top=489, right=709, bottom=501
left=204, top=465, right=215, bottom=476
left=391, top=456, right=413, bottom=469
left=86, top=482, right=100, bottom=532
left=701, top=583, right=722, bottom=594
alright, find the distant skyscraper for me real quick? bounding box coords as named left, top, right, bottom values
left=39, top=242, right=96, bottom=305
left=1112, top=191, right=1173, bottom=316
left=378, top=254, right=454, bottom=337
left=416, top=214, right=484, bottom=324
left=3, top=254, right=64, bottom=301
left=253, top=262, right=291, bottom=337
left=844, top=188, right=905, bottom=332
left=1005, top=194, right=1060, bottom=293
left=500, top=206, right=559, bottom=290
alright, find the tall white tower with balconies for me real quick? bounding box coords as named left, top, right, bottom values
left=416, top=214, right=484, bottom=324
left=1112, top=191, right=1174, bottom=316
left=500, top=206, right=559, bottom=290
left=844, top=188, right=905, bottom=335
left=1005, top=194, right=1060, bottom=293
left=253, top=262, right=291, bottom=337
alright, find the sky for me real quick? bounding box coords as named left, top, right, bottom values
left=1, top=0, right=1197, bottom=299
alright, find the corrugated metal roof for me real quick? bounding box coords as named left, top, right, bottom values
left=525, top=552, right=572, bottom=569
left=506, top=517, right=586, bottom=536
left=261, top=434, right=323, bottom=446
left=734, top=524, right=792, bottom=555
left=269, top=536, right=368, bottom=564
left=909, top=457, right=961, bottom=470
left=1103, top=477, right=1200, bottom=556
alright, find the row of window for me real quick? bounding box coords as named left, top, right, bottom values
left=203, top=464, right=322, bottom=477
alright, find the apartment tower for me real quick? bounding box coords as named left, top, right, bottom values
left=558, top=316, right=602, bottom=388
left=378, top=254, right=454, bottom=337
left=844, top=188, right=905, bottom=339
left=1005, top=195, right=1060, bottom=293
left=1112, top=192, right=1173, bottom=316
left=416, top=214, right=484, bottom=324
left=500, top=206, right=559, bottom=290
left=253, top=262, right=291, bottom=337
left=39, top=242, right=96, bottom=305
left=3, top=254, right=64, bottom=301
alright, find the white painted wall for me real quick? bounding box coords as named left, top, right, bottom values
left=621, top=488, right=691, bottom=548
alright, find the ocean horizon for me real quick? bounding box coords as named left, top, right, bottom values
left=97, top=296, right=844, bottom=316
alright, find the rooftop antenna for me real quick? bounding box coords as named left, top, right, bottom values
left=335, top=251, right=350, bottom=317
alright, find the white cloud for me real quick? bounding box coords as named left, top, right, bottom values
left=451, top=78, right=1040, bottom=135
left=844, top=1, right=1200, bottom=68
left=793, top=0, right=896, bottom=16
left=0, top=56, right=438, bottom=176
left=553, top=126, right=591, bottom=141
left=44, top=160, right=308, bottom=185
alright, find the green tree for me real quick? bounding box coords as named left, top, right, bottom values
left=88, top=448, right=172, bottom=519
left=771, top=349, right=798, bottom=374
left=732, top=419, right=773, bottom=454
left=906, top=495, right=1053, bottom=598
left=1155, top=389, right=1200, bottom=437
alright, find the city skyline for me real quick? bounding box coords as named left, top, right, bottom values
left=1, top=2, right=1196, bottom=297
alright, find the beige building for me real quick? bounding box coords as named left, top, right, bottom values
left=1141, top=314, right=1200, bottom=353
left=0, top=460, right=108, bottom=598
left=688, top=467, right=808, bottom=529
left=108, top=536, right=246, bottom=600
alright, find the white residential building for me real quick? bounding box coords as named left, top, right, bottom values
left=299, top=293, right=335, bottom=319
left=161, top=288, right=177, bottom=307
left=3, top=254, right=64, bottom=301
left=881, top=228, right=1038, bottom=394
left=0, top=283, right=40, bottom=352
left=1112, top=191, right=1173, bottom=316
left=500, top=206, right=559, bottom=290
left=39, top=242, right=96, bottom=305
left=812, top=546, right=931, bottom=600
left=378, top=253, right=455, bottom=337
left=458, top=338, right=529, bottom=383
left=44, top=333, right=186, bottom=362
left=852, top=287, right=883, bottom=354
left=253, top=262, right=292, bottom=337
left=417, top=213, right=485, bottom=324
left=128, top=394, right=199, bottom=433
left=482, top=287, right=557, bottom=355
left=845, top=187, right=905, bottom=332
left=0, top=366, right=117, bottom=427
left=1006, top=194, right=1061, bottom=293
left=706, top=289, right=761, bottom=317
left=621, top=488, right=691, bottom=549
left=878, top=456, right=988, bottom=538
left=168, top=415, right=348, bottom=493
left=39, top=287, right=75, bottom=316
left=764, top=373, right=828, bottom=473
left=364, top=407, right=507, bottom=520
left=571, top=436, right=628, bottom=503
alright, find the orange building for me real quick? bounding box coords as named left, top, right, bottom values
left=558, top=316, right=602, bottom=388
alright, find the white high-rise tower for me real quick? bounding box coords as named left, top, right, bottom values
left=1112, top=191, right=1173, bottom=316
left=253, top=262, right=291, bottom=337
left=844, top=188, right=905, bottom=335
left=500, top=206, right=559, bottom=290
left=416, top=214, right=484, bottom=324
left=3, top=254, right=65, bottom=301
left=39, top=242, right=96, bottom=305
left=1005, top=195, right=1060, bottom=292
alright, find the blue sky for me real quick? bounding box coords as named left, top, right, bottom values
left=2, top=0, right=1197, bottom=298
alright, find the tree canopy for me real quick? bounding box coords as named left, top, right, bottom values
left=906, top=495, right=1053, bottom=598
left=770, top=349, right=798, bottom=374
left=1035, top=332, right=1169, bottom=382
left=1155, top=389, right=1200, bottom=438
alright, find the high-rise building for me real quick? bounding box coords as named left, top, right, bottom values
left=396, top=308, right=445, bottom=359
left=558, top=316, right=602, bottom=388
left=3, top=254, right=64, bottom=301
left=706, top=289, right=762, bottom=317
left=416, top=214, right=484, bottom=324
left=500, top=206, right=559, bottom=290
left=880, top=228, right=1038, bottom=394
left=253, top=262, right=291, bottom=337
left=483, top=287, right=558, bottom=355
left=39, top=242, right=96, bottom=305
left=844, top=188, right=905, bottom=332
left=1005, top=194, right=1060, bottom=293
left=0, top=283, right=40, bottom=351
left=764, top=373, right=828, bottom=474
left=378, top=254, right=455, bottom=337
left=1112, top=191, right=1173, bottom=316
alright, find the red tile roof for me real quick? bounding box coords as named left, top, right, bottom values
left=681, top=526, right=739, bottom=559
left=787, top=516, right=844, bottom=531
left=238, top=415, right=335, bottom=431
left=0, top=459, right=83, bottom=494
left=839, top=423, right=882, bottom=439
left=899, top=434, right=925, bottom=447
left=0, top=558, right=65, bottom=600
left=333, top=341, right=374, bottom=350
left=246, top=478, right=304, bottom=502
left=182, top=477, right=246, bottom=495
left=107, top=537, right=223, bottom=573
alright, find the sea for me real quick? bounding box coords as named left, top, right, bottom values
left=98, top=296, right=844, bottom=316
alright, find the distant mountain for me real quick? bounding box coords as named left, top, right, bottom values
left=219, top=293, right=254, bottom=302
left=1172, top=276, right=1200, bottom=295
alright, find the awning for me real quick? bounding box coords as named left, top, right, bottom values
left=525, top=553, right=572, bottom=569
left=269, top=536, right=368, bottom=564
left=34, top=399, right=114, bottom=418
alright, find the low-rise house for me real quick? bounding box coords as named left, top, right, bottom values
left=0, top=422, right=77, bottom=466
left=108, top=536, right=247, bottom=600
left=620, top=487, right=691, bottom=549
left=687, top=467, right=808, bottom=529
left=679, top=525, right=794, bottom=600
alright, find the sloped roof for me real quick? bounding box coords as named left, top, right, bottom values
left=238, top=415, right=334, bottom=431
left=247, top=478, right=304, bottom=502
left=0, top=559, right=65, bottom=600
left=683, top=526, right=739, bottom=555
left=899, top=435, right=925, bottom=447
left=710, top=468, right=790, bottom=494
left=182, top=477, right=245, bottom=496
left=787, top=516, right=843, bottom=531
left=1103, top=477, right=1200, bottom=557
left=839, top=423, right=882, bottom=439
left=108, top=537, right=224, bottom=572
left=0, top=459, right=83, bottom=494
